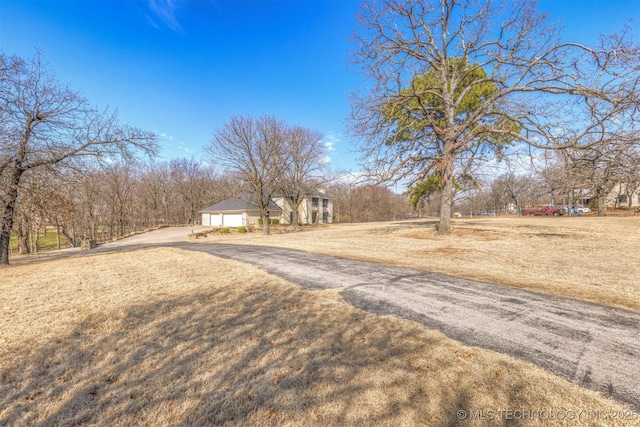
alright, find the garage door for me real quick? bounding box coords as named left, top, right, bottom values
left=222, top=213, right=243, bottom=227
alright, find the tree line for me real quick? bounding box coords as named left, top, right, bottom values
left=4, top=153, right=411, bottom=256
left=7, top=159, right=233, bottom=256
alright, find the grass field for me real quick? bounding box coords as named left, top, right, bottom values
left=0, top=247, right=635, bottom=426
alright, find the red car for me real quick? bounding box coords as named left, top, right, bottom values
left=522, top=206, right=565, bottom=216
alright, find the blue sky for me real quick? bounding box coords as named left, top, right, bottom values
left=0, top=0, right=638, bottom=173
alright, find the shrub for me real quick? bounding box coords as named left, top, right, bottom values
left=258, top=218, right=279, bottom=226
left=221, top=227, right=230, bottom=234
left=237, top=226, right=246, bottom=233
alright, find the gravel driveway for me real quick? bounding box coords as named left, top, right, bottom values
left=92, top=227, right=640, bottom=410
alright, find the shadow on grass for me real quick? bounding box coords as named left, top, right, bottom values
left=0, top=273, right=537, bottom=427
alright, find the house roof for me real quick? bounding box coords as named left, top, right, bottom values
left=274, top=187, right=332, bottom=199
left=309, top=189, right=331, bottom=199
left=200, top=196, right=282, bottom=213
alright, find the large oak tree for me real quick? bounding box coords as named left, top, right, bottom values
left=350, top=0, right=640, bottom=234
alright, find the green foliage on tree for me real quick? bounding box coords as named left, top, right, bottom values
left=405, top=173, right=478, bottom=208
left=385, top=59, right=493, bottom=130
left=383, top=58, right=518, bottom=153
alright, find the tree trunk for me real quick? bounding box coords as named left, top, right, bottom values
left=437, top=146, right=454, bottom=235
left=0, top=167, right=25, bottom=265
left=61, top=224, right=78, bottom=247
left=291, top=197, right=301, bottom=226
left=33, top=223, right=40, bottom=254
left=597, top=194, right=607, bottom=216
left=625, top=186, right=633, bottom=211
left=438, top=180, right=454, bottom=235
left=17, top=221, right=30, bottom=255
left=0, top=228, right=10, bottom=265
left=262, top=211, right=270, bottom=235
left=55, top=219, right=61, bottom=250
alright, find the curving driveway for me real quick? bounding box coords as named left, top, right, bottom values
left=95, top=227, right=640, bottom=410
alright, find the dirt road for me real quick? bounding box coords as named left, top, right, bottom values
left=94, top=227, right=640, bottom=410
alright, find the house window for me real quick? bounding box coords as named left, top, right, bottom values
left=322, top=199, right=328, bottom=208
left=322, top=212, right=329, bottom=223
left=312, top=197, right=318, bottom=207
left=619, top=194, right=628, bottom=203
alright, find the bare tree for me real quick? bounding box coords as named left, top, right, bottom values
left=101, top=162, right=139, bottom=238
left=546, top=141, right=640, bottom=215
left=276, top=125, right=326, bottom=226
left=9, top=168, right=66, bottom=253
left=169, top=158, right=226, bottom=225
left=491, top=172, right=536, bottom=213
left=0, top=52, right=157, bottom=265
left=324, top=170, right=356, bottom=223
left=619, top=158, right=640, bottom=211
left=60, top=168, right=103, bottom=245
left=138, top=161, right=173, bottom=228
left=206, top=115, right=285, bottom=235
left=346, top=185, right=408, bottom=222
left=349, top=0, right=640, bottom=234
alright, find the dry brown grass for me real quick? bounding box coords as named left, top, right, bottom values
left=0, top=248, right=635, bottom=426
left=202, top=216, right=640, bottom=312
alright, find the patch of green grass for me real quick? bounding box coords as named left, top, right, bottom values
left=10, top=230, right=71, bottom=252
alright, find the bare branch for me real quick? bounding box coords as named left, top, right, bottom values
left=0, top=51, right=158, bottom=264
left=349, top=0, right=640, bottom=234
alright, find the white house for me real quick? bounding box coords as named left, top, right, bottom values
left=607, top=182, right=640, bottom=209
left=272, top=189, right=333, bottom=225
left=200, top=190, right=333, bottom=227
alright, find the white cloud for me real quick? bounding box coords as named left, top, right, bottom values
left=323, top=131, right=339, bottom=153
left=321, top=131, right=341, bottom=165
left=156, top=131, right=197, bottom=157
left=147, top=0, right=182, bottom=32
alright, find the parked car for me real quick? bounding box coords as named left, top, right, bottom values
left=574, top=205, right=591, bottom=213
left=522, top=206, right=565, bottom=216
